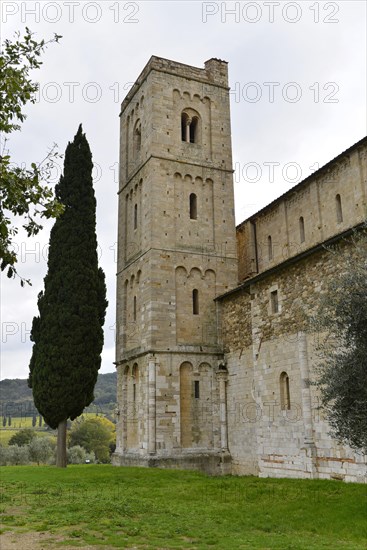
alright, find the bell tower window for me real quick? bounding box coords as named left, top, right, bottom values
left=189, top=193, right=197, bottom=220
left=192, top=289, right=199, bottom=315
left=181, top=110, right=201, bottom=144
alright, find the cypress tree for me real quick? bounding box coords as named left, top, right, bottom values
left=28, top=125, right=108, bottom=467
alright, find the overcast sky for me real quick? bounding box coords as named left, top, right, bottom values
left=1, top=0, right=366, bottom=381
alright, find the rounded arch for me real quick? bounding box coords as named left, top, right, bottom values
left=199, top=362, right=212, bottom=373
left=204, top=268, right=216, bottom=278
left=189, top=267, right=202, bottom=279
left=181, top=108, right=201, bottom=144
left=180, top=361, right=193, bottom=372
left=175, top=265, right=188, bottom=277
left=173, top=88, right=181, bottom=100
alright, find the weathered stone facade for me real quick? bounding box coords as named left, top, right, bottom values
left=113, top=56, right=237, bottom=473
left=113, top=55, right=367, bottom=482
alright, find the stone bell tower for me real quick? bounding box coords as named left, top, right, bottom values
left=113, top=56, right=238, bottom=473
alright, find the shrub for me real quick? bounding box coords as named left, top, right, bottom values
left=8, top=428, right=35, bottom=446
left=29, top=436, right=55, bottom=465
left=67, top=445, right=95, bottom=464
left=7, top=445, right=30, bottom=465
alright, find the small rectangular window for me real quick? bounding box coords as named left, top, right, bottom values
left=194, top=381, right=200, bottom=399
left=271, top=290, right=279, bottom=313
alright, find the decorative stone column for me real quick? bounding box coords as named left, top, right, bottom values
left=148, top=355, right=156, bottom=455
left=217, top=364, right=229, bottom=451
left=185, top=118, right=191, bottom=142
left=298, top=331, right=318, bottom=477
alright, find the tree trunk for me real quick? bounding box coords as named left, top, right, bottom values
left=56, top=419, right=67, bottom=467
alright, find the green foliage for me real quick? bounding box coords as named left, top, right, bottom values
left=91, top=372, right=117, bottom=406
left=0, top=28, right=63, bottom=283
left=69, top=417, right=115, bottom=463
left=67, top=445, right=95, bottom=464
left=8, top=427, right=35, bottom=446
left=0, top=443, right=10, bottom=465
left=1, top=466, right=367, bottom=548
left=28, top=126, right=108, bottom=431
left=6, top=445, right=30, bottom=465
left=312, top=230, right=367, bottom=452
left=28, top=436, right=55, bottom=465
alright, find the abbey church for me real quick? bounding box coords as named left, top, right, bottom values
left=112, top=56, right=367, bottom=483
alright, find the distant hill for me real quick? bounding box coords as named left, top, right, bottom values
left=0, top=371, right=117, bottom=417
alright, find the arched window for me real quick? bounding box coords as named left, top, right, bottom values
left=133, top=295, right=137, bottom=321
left=268, top=235, right=273, bottom=261
left=336, top=194, right=343, bottom=223
left=192, top=289, right=199, bottom=315
left=299, top=216, right=305, bottom=243
left=133, top=120, right=141, bottom=157
left=181, top=111, right=200, bottom=143
left=189, top=193, right=197, bottom=220
left=280, top=372, right=291, bottom=410
left=134, top=203, right=138, bottom=230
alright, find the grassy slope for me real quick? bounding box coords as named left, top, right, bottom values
left=1, top=465, right=366, bottom=549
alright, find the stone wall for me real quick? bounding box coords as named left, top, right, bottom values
left=238, top=139, right=367, bottom=282
left=220, top=235, right=367, bottom=482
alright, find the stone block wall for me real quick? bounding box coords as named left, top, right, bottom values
left=220, top=235, right=367, bottom=482
left=238, top=139, right=367, bottom=282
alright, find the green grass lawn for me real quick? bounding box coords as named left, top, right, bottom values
left=0, top=465, right=366, bottom=549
